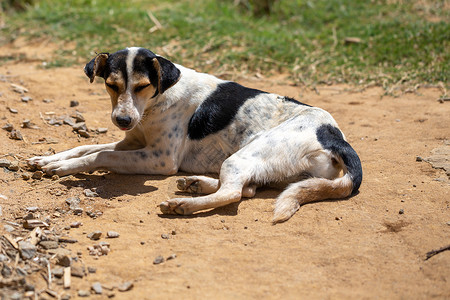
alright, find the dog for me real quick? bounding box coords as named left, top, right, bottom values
left=28, top=47, right=362, bottom=223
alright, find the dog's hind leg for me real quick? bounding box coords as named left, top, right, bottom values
left=177, top=175, right=257, bottom=197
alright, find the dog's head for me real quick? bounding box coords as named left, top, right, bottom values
left=84, top=47, right=181, bottom=131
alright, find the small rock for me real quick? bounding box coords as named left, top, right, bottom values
left=8, top=161, right=20, bottom=171
left=153, top=255, right=164, bottom=265
left=21, top=96, right=32, bottom=103
left=52, top=174, right=59, bottom=181
left=22, top=173, right=31, bottom=180
left=71, top=265, right=85, bottom=278
left=52, top=267, right=64, bottom=278
left=161, top=233, right=170, bottom=239
left=118, top=282, right=134, bottom=292
left=97, top=127, right=108, bottom=134
left=2, top=264, right=12, bottom=277
left=88, top=266, right=97, bottom=273
left=18, top=241, right=36, bottom=260
left=11, top=83, right=28, bottom=93
left=0, top=254, right=9, bottom=262
left=66, top=197, right=81, bottom=210
left=0, top=158, right=12, bottom=168
left=87, top=231, right=102, bottom=240
left=39, top=240, right=59, bottom=250
left=72, top=112, right=85, bottom=122
left=22, top=119, right=39, bottom=129
left=416, top=156, right=423, bottom=162
left=9, top=129, right=23, bottom=140
left=63, top=116, right=76, bottom=127
left=70, top=100, right=79, bottom=107
left=2, top=123, right=14, bottom=132
left=16, top=267, right=27, bottom=276
left=78, top=129, right=90, bottom=138
left=4, top=224, right=15, bottom=232
left=171, top=230, right=177, bottom=235
left=167, top=254, right=177, bottom=260
left=43, top=98, right=52, bottom=103
left=31, top=171, right=44, bottom=180
left=84, top=188, right=98, bottom=197
left=8, top=107, right=18, bottom=114
left=72, top=122, right=87, bottom=132
left=70, top=221, right=82, bottom=228
left=26, top=206, right=39, bottom=212
left=56, top=254, right=72, bottom=267
left=78, top=290, right=90, bottom=297
left=107, top=231, right=120, bottom=238
left=399, top=209, right=404, bottom=214
left=92, top=282, right=103, bottom=294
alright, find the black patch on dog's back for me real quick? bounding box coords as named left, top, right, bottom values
left=188, top=82, right=267, bottom=140
left=284, top=96, right=311, bottom=107
left=316, top=124, right=362, bottom=194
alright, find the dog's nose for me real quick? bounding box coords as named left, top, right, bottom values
left=116, top=116, right=132, bottom=128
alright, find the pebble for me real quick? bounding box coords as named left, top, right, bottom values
left=78, top=129, right=90, bottom=138
left=66, top=197, right=81, bottom=210
left=153, top=255, right=165, bottom=265
left=161, top=233, right=170, bottom=239
left=26, top=206, right=39, bottom=212
left=31, top=171, right=43, bottom=180
left=70, top=221, right=82, bottom=228
left=97, top=127, right=108, bottom=134
left=78, top=290, right=90, bottom=297
left=21, top=96, right=32, bottom=102
left=39, top=240, right=59, bottom=250
left=118, top=281, right=134, bottom=292
left=0, top=158, right=12, bottom=168
left=92, top=282, right=103, bottom=294
left=18, top=241, right=36, bottom=260
left=107, top=231, right=120, bottom=238
left=0, top=254, right=9, bottom=262
left=70, top=100, right=79, bottom=107
left=56, top=254, right=72, bottom=267
left=2, top=123, right=13, bottom=132
left=52, top=267, right=64, bottom=278
left=11, top=83, right=28, bottom=93
left=8, top=107, right=18, bottom=114
left=167, top=254, right=177, bottom=260
left=87, top=231, right=102, bottom=240
left=4, top=225, right=15, bottom=232
left=72, top=122, right=87, bottom=132
left=8, top=161, right=20, bottom=171
left=71, top=265, right=85, bottom=278
left=83, top=188, right=98, bottom=197
left=72, top=112, right=85, bottom=122
left=43, top=98, right=52, bottom=103
left=22, top=173, right=31, bottom=180
left=88, top=266, right=97, bottom=273
left=399, top=209, right=404, bottom=214
left=9, top=129, right=23, bottom=140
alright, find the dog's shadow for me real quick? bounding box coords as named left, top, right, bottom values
left=59, top=173, right=162, bottom=199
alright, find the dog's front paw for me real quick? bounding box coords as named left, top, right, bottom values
left=27, top=156, right=50, bottom=168
left=41, top=160, right=79, bottom=177
left=159, top=198, right=192, bottom=215
left=176, top=177, right=201, bottom=193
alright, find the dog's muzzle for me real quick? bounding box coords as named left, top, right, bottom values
left=116, top=116, right=132, bottom=129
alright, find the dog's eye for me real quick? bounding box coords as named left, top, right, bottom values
left=135, top=84, right=151, bottom=93
left=106, top=83, right=119, bottom=92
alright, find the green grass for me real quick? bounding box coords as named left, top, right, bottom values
left=1, top=0, right=449, bottom=89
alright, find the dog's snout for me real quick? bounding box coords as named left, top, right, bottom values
left=116, top=116, right=132, bottom=128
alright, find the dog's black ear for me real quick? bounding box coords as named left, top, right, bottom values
left=152, top=56, right=181, bottom=94
left=84, top=53, right=109, bottom=83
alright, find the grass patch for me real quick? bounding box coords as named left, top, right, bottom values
left=1, top=0, right=449, bottom=89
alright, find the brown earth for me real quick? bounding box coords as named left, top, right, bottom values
left=0, top=42, right=449, bottom=299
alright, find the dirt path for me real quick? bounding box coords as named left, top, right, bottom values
left=0, top=43, right=449, bottom=299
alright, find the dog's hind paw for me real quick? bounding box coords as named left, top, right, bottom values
left=159, top=199, right=189, bottom=215
left=176, top=177, right=200, bottom=193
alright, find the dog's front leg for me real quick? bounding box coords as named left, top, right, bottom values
left=28, top=142, right=120, bottom=168
left=41, top=149, right=178, bottom=176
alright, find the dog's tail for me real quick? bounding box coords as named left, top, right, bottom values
left=272, top=124, right=362, bottom=224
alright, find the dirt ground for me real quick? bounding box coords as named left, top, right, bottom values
left=0, top=41, right=449, bottom=299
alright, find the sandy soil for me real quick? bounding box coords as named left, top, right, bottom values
left=0, top=42, right=449, bottom=299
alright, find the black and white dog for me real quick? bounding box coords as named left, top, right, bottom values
left=28, top=47, right=362, bottom=223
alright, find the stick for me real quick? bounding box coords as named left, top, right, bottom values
left=425, top=244, right=450, bottom=260
left=63, top=267, right=71, bottom=289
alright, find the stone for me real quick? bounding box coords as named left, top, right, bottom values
left=92, top=282, right=103, bottom=294
left=78, top=129, right=90, bottom=138
left=31, top=171, right=44, bottom=180
left=78, top=290, right=90, bottom=297
left=8, top=161, right=20, bottom=171
left=87, top=231, right=102, bottom=240
left=72, top=112, right=85, bottom=122
left=107, top=231, right=120, bottom=238
left=161, top=233, right=170, bottom=239
left=52, top=267, right=64, bottom=278
left=71, top=265, right=85, bottom=278
left=118, top=282, right=133, bottom=292
left=2, top=123, right=14, bottom=132
left=153, top=255, right=164, bottom=265
left=26, top=206, right=39, bottom=212
left=9, top=129, right=23, bottom=140
left=39, top=240, right=59, bottom=250
left=66, top=197, right=81, bottom=210
left=84, top=188, right=98, bottom=197
left=72, top=122, right=87, bottom=131
left=0, top=158, right=12, bottom=168
left=8, top=107, right=18, bottom=114
left=11, top=83, right=28, bottom=93
left=21, top=96, right=32, bottom=102
left=70, top=221, right=82, bottom=228
left=56, top=254, right=72, bottom=267
left=88, top=266, right=97, bottom=273
left=70, top=100, right=79, bottom=107
left=18, top=241, right=36, bottom=260
left=97, top=127, right=108, bottom=134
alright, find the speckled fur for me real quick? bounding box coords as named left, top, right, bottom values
left=28, top=47, right=362, bottom=223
